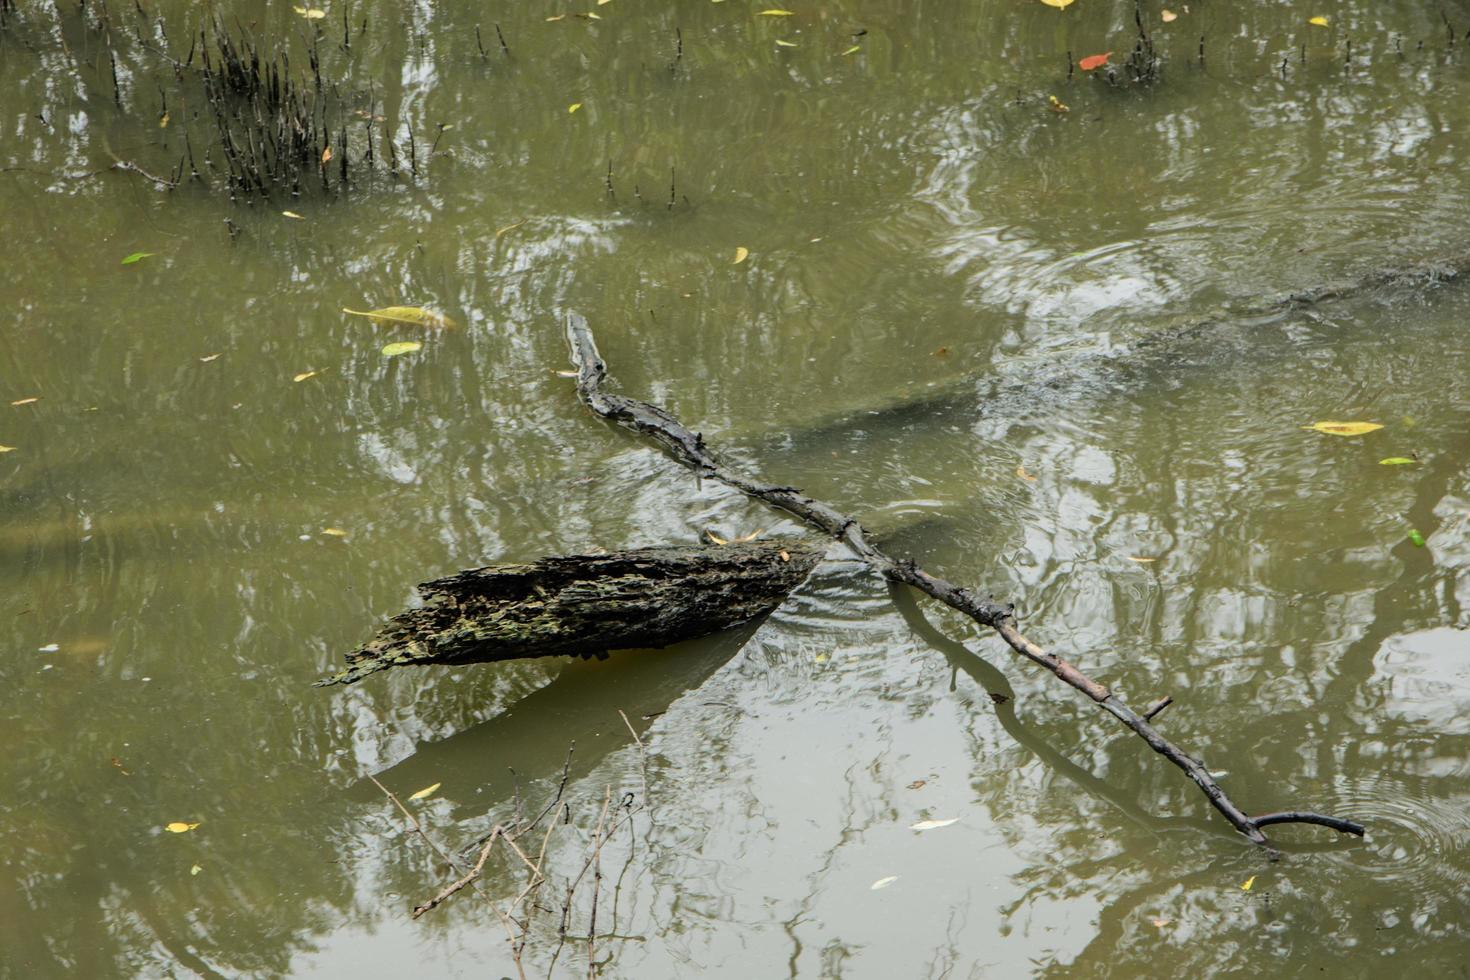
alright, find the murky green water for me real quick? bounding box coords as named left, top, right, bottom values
left=4, top=0, right=1469, bottom=976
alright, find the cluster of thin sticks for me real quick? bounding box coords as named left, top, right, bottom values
left=368, top=710, right=651, bottom=980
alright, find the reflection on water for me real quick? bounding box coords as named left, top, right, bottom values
left=4, top=0, right=1470, bottom=975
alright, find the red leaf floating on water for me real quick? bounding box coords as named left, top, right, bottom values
left=1079, top=52, right=1112, bottom=71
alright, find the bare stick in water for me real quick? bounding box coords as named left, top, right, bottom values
left=563, top=311, right=1365, bottom=854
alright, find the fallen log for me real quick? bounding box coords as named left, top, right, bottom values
left=564, top=311, right=1365, bottom=854
left=318, top=541, right=823, bottom=686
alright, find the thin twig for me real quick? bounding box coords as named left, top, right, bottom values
left=511, top=766, right=525, bottom=835
left=466, top=743, right=574, bottom=855
left=368, top=774, right=525, bottom=973
left=586, top=787, right=612, bottom=979
left=412, top=827, right=502, bottom=919
left=617, top=709, right=650, bottom=815
left=366, top=774, right=466, bottom=875
left=1143, top=695, right=1174, bottom=721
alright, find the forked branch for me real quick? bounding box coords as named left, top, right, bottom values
left=564, top=312, right=1364, bottom=855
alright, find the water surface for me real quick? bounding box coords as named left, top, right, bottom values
left=3, top=0, right=1469, bottom=976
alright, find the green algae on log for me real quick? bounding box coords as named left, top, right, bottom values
left=319, top=542, right=822, bottom=686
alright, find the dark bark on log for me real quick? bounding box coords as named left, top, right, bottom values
left=318, top=542, right=822, bottom=686
left=565, top=312, right=1365, bottom=853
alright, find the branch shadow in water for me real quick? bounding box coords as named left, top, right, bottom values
left=884, top=578, right=1213, bottom=841
left=885, top=543, right=1376, bottom=857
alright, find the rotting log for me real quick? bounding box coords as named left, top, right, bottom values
left=564, top=311, right=1365, bottom=854
left=318, top=541, right=822, bottom=686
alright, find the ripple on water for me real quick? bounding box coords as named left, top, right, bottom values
left=1318, top=775, right=1470, bottom=910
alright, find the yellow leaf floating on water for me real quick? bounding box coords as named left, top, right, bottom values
left=11, top=397, right=39, bottom=406
left=1048, top=95, right=1069, bottom=114
left=342, top=306, right=456, bottom=329
left=381, top=341, right=424, bottom=357
left=293, top=370, right=319, bottom=383
left=870, top=876, right=899, bottom=890
left=759, top=9, right=795, bottom=15
left=408, top=782, right=442, bottom=801
left=1016, top=464, right=1037, bottom=481
left=733, top=246, right=749, bottom=264
left=910, top=818, right=959, bottom=831
left=707, top=531, right=729, bottom=545
left=159, top=112, right=169, bottom=128
left=841, top=44, right=861, bottom=55
left=568, top=102, right=583, bottom=114
left=165, top=822, right=201, bottom=833
left=293, top=6, right=327, bottom=19
left=731, top=528, right=764, bottom=543
left=1040, top=0, right=1075, bottom=8
left=198, top=353, right=221, bottom=363
left=495, top=217, right=528, bottom=238
left=0, top=445, right=16, bottom=453
left=1161, top=9, right=1177, bottom=21
left=775, top=39, right=798, bottom=47
left=322, top=528, right=349, bottom=537
left=282, top=211, right=306, bottom=220
left=190, top=863, right=203, bottom=876
left=1309, top=16, right=1329, bottom=26
left=1302, top=421, right=1383, bottom=437
left=1379, top=457, right=1416, bottom=466
left=1241, top=875, right=1257, bottom=891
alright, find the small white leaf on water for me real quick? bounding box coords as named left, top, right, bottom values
left=870, top=876, right=899, bottom=890
left=909, top=818, right=959, bottom=831
left=38, top=643, right=60, bottom=653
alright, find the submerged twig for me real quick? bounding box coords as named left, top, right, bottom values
left=564, top=312, right=1365, bottom=855
left=412, top=827, right=501, bottom=919
left=369, top=775, right=526, bottom=975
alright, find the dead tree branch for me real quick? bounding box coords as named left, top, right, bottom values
left=563, top=312, right=1364, bottom=855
